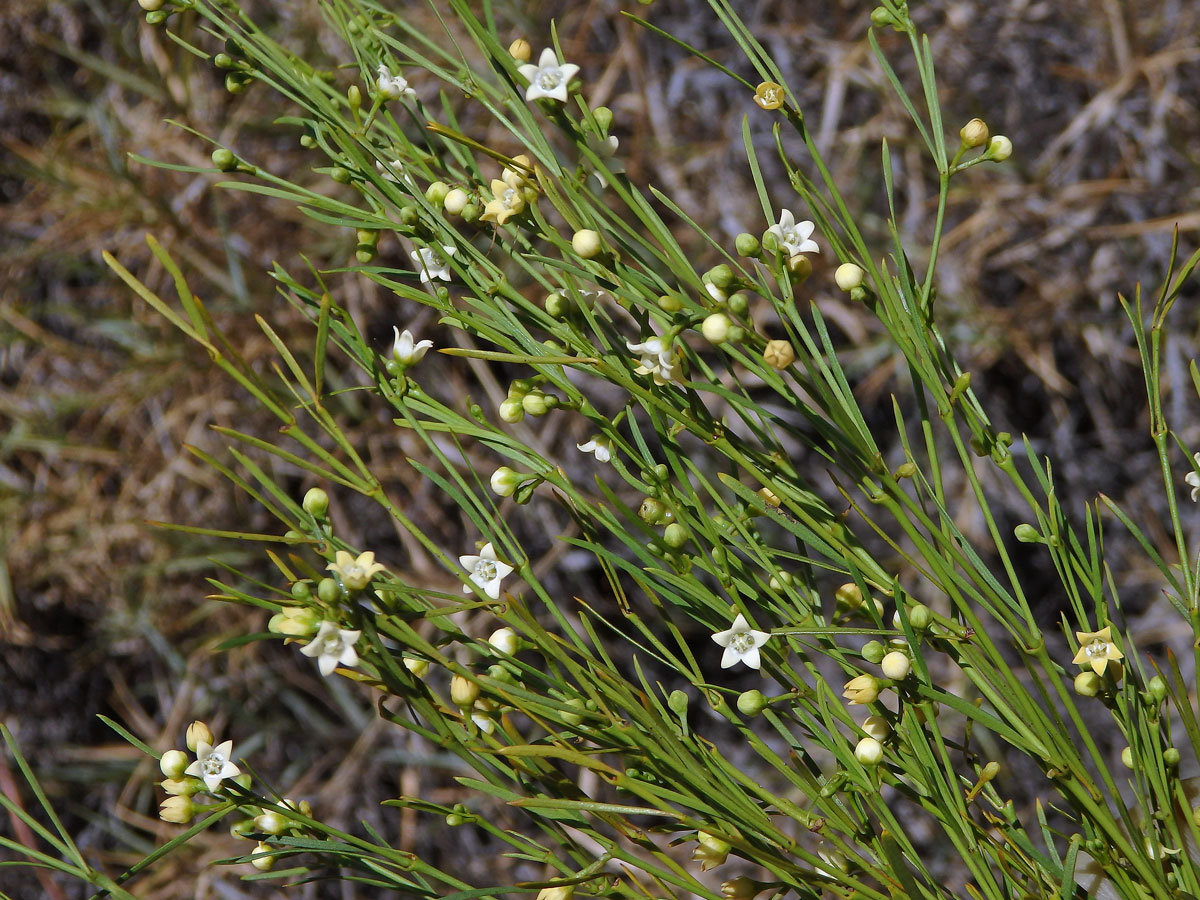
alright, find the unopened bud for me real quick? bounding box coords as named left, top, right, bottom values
left=835, top=263, right=865, bottom=291
left=185, top=721, right=213, bottom=752
left=572, top=229, right=603, bottom=259
left=763, top=339, right=795, bottom=369
left=508, top=39, right=532, bottom=62
left=985, top=135, right=1013, bottom=162
left=959, top=118, right=989, bottom=148
left=854, top=736, right=884, bottom=765
left=302, top=487, right=329, bottom=518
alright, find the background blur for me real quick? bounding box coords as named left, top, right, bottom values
left=3, top=0, right=1200, bottom=896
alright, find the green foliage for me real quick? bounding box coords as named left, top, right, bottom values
left=7, top=0, right=1200, bottom=898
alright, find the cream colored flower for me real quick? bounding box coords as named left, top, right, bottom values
left=481, top=179, right=526, bottom=225
left=1072, top=625, right=1124, bottom=676
left=766, top=209, right=819, bottom=256
left=184, top=739, right=240, bottom=792
left=627, top=336, right=683, bottom=385
left=376, top=64, right=416, bottom=100
left=1186, top=452, right=1200, bottom=500
left=327, top=550, right=386, bottom=592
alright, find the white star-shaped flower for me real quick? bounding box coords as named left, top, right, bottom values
left=410, top=246, right=456, bottom=283
left=517, top=48, right=579, bottom=103
left=460, top=542, right=514, bottom=600
left=1186, top=452, right=1200, bottom=501
left=766, top=209, right=820, bottom=256
left=711, top=613, right=771, bottom=670
left=300, top=620, right=362, bottom=676
left=377, top=64, right=416, bottom=100
left=576, top=436, right=613, bottom=463
left=390, top=326, right=433, bottom=367
left=184, top=739, right=241, bottom=792
left=627, top=336, right=682, bottom=385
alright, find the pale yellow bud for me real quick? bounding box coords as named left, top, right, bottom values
left=762, top=339, right=794, bottom=369
left=185, top=721, right=213, bottom=752
left=834, top=262, right=865, bottom=291
left=959, top=118, right=989, bottom=148
left=451, top=674, right=480, bottom=708
left=509, top=39, right=532, bottom=62
left=572, top=229, right=603, bottom=259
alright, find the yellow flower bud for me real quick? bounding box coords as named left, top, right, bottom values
left=509, top=39, right=532, bottom=62
left=159, top=796, right=196, bottom=824
left=959, top=118, right=989, bottom=148
left=186, top=721, right=213, bottom=752
left=763, top=339, right=795, bottom=369
left=572, top=229, right=603, bottom=259
left=834, top=262, right=865, bottom=291
left=451, top=674, right=480, bottom=708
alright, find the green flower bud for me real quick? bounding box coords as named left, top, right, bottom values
left=638, top=496, right=670, bottom=525
left=1013, top=523, right=1041, bottom=543
left=347, top=84, right=362, bottom=110
left=545, top=292, right=571, bottom=318
left=498, top=398, right=525, bottom=423
left=735, top=233, right=761, bottom=257
left=835, top=582, right=864, bottom=611
left=521, top=391, right=551, bottom=416
left=329, top=166, right=352, bottom=184
left=461, top=202, right=480, bottom=222
left=1147, top=675, right=1168, bottom=703
left=663, top=522, right=689, bottom=549
left=860, top=640, right=886, bottom=664
left=399, top=205, right=419, bottom=226
left=302, top=487, right=329, bottom=518
left=593, top=106, right=614, bottom=134
left=1074, top=670, right=1102, bottom=697
left=425, top=181, right=450, bottom=204
left=145, top=9, right=169, bottom=25
left=706, top=264, right=734, bottom=290
left=211, top=148, right=237, bottom=172
left=1120, top=746, right=1134, bottom=769
left=490, top=467, right=524, bottom=498
left=316, top=576, right=342, bottom=604
left=727, top=292, right=749, bottom=317
left=658, top=293, right=683, bottom=312
left=906, top=603, right=932, bottom=631
left=667, top=689, right=689, bottom=717
left=736, top=689, right=768, bottom=716
left=786, top=254, right=812, bottom=282
left=1164, top=747, right=1181, bottom=768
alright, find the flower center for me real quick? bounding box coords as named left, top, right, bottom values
left=202, top=752, right=226, bottom=775
left=730, top=632, right=756, bottom=653
left=475, top=560, right=498, bottom=582
left=321, top=634, right=343, bottom=653
left=1084, top=638, right=1109, bottom=657
left=536, top=68, right=563, bottom=89
left=502, top=188, right=518, bottom=208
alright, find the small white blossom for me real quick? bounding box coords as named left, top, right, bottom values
left=584, top=132, right=624, bottom=188
left=184, top=739, right=241, bottom=792
left=376, top=159, right=414, bottom=186
left=1186, top=452, right=1200, bottom=501
left=576, top=436, right=613, bottom=463
left=517, top=48, right=579, bottom=103
left=711, top=613, right=771, bottom=670
left=627, top=336, right=683, bottom=385
left=766, top=209, right=820, bottom=256
left=460, top=542, right=514, bottom=600
left=391, top=326, right=433, bottom=367
left=300, top=620, right=362, bottom=676
left=411, top=246, right=456, bottom=283
left=377, top=64, right=416, bottom=100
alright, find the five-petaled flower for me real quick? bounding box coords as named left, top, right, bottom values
left=1072, top=625, right=1124, bottom=676
left=481, top=179, right=526, bottom=225
left=300, top=620, right=362, bottom=676
left=327, top=550, right=387, bottom=592
left=753, top=81, right=785, bottom=110
left=185, top=739, right=241, bottom=792
left=517, top=48, right=579, bottom=103
left=377, top=64, right=416, bottom=100
left=1186, top=452, right=1200, bottom=501
left=627, top=336, right=683, bottom=385
left=712, top=613, right=771, bottom=669
left=460, top=542, right=514, bottom=600
left=767, top=210, right=820, bottom=257
left=390, top=327, right=433, bottom=368
left=411, top=246, right=456, bottom=283
left=576, top=436, right=613, bottom=463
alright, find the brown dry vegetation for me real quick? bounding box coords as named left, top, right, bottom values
left=2, top=0, right=1200, bottom=897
